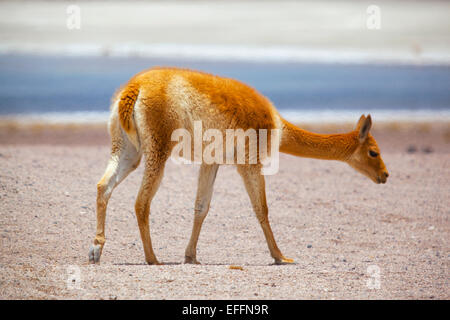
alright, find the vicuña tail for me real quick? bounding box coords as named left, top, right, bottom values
left=118, top=83, right=140, bottom=151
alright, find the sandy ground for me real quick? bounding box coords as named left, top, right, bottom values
left=0, top=123, right=448, bottom=300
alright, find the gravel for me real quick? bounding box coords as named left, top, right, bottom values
left=0, top=125, right=448, bottom=299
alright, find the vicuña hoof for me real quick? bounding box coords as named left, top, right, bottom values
left=88, top=244, right=102, bottom=264
left=146, top=259, right=163, bottom=265
left=184, top=256, right=201, bottom=264
left=274, top=257, right=295, bottom=265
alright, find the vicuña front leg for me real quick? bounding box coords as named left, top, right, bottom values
left=237, top=164, right=294, bottom=265
left=185, top=164, right=219, bottom=264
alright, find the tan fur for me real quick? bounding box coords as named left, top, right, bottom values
left=117, top=82, right=140, bottom=150
left=89, top=67, right=389, bottom=265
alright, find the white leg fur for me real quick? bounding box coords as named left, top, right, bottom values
left=89, top=112, right=142, bottom=264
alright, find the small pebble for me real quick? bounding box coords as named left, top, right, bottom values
left=422, top=146, right=433, bottom=154
left=407, top=145, right=417, bottom=153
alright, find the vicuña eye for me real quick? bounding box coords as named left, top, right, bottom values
left=369, top=150, right=378, bottom=157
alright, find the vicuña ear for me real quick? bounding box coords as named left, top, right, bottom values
left=359, top=114, right=372, bottom=142
left=356, top=114, right=366, bottom=130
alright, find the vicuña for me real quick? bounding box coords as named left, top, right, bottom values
left=88, top=67, right=389, bottom=265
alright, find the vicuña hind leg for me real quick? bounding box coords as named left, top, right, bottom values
left=134, top=152, right=168, bottom=265
left=237, top=164, right=294, bottom=265
left=89, top=135, right=141, bottom=264
left=185, top=164, right=219, bottom=264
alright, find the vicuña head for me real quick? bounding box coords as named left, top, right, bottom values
left=279, top=113, right=389, bottom=185
left=347, top=114, right=389, bottom=184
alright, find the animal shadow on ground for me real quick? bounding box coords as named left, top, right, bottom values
left=111, top=261, right=298, bottom=267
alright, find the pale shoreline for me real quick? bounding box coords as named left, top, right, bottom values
left=1, top=109, right=450, bottom=127
left=3, top=43, right=450, bottom=66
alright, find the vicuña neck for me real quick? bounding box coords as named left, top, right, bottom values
left=279, top=119, right=358, bottom=161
